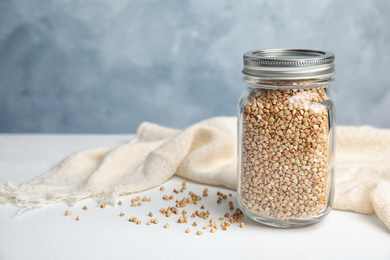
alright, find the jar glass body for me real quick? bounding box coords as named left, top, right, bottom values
left=237, top=76, right=335, bottom=228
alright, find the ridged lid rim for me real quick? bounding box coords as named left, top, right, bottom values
left=243, top=49, right=335, bottom=79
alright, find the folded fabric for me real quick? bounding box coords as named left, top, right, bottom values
left=331, top=126, right=390, bottom=229
left=0, top=117, right=389, bottom=229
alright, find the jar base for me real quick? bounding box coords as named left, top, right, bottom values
left=238, top=200, right=332, bottom=228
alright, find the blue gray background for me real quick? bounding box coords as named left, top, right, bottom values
left=1, top=0, right=389, bottom=133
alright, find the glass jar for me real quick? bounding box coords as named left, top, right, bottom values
left=237, top=49, right=335, bottom=228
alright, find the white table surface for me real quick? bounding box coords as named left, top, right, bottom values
left=0, top=134, right=389, bottom=260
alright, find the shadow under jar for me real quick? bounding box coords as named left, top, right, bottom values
left=237, top=49, right=336, bottom=228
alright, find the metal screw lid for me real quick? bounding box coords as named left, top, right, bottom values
left=243, top=49, right=335, bottom=79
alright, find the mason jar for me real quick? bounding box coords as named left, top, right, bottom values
left=237, top=49, right=335, bottom=228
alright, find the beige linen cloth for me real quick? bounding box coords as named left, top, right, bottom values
left=0, top=117, right=389, bottom=229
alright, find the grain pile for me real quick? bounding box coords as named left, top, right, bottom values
left=240, top=85, right=330, bottom=221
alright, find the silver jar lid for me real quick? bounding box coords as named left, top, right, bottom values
left=243, top=49, right=335, bottom=79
